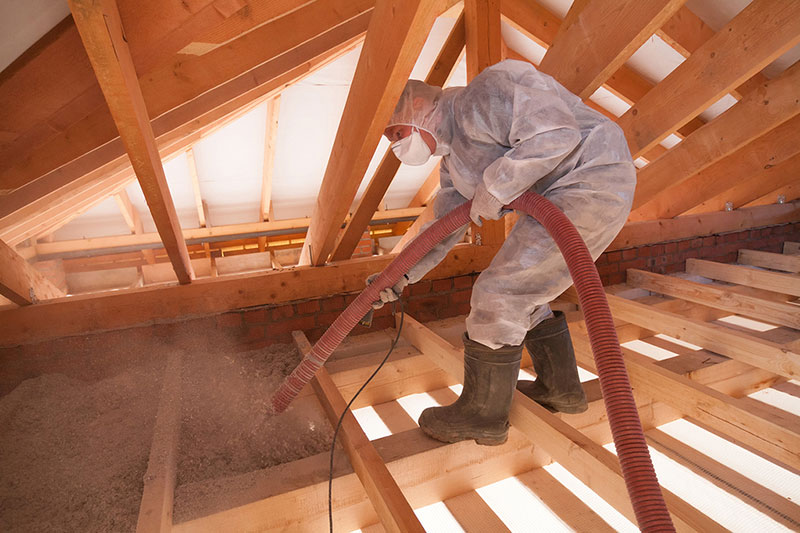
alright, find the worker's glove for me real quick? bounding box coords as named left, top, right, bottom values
left=470, top=182, right=506, bottom=226
left=366, top=273, right=409, bottom=309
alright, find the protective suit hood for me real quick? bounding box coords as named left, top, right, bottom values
left=387, top=80, right=461, bottom=157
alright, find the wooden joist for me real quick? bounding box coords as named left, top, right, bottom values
left=617, top=0, right=800, bottom=161
left=605, top=292, right=800, bottom=380
left=464, top=0, right=501, bottom=80
left=626, top=268, right=800, bottom=330
left=570, top=321, right=800, bottom=470
left=0, top=238, right=65, bottom=306
left=646, top=428, right=800, bottom=531
left=135, top=351, right=182, bottom=533
left=69, top=0, right=194, bottom=284
left=537, top=0, right=685, bottom=100
left=329, top=10, right=465, bottom=262
left=294, top=331, right=424, bottom=533
left=172, top=423, right=539, bottom=531
left=738, top=249, right=800, bottom=274
left=303, top=0, right=454, bottom=266
left=687, top=258, right=800, bottom=298
left=631, top=61, right=800, bottom=217
left=399, top=313, right=721, bottom=531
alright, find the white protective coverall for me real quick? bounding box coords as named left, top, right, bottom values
left=392, top=60, right=636, bottom=349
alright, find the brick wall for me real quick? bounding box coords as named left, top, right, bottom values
left=596, top=222, right=800, bottom=286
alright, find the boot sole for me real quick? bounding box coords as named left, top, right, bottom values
left=420, top=425, right=508, bottom=446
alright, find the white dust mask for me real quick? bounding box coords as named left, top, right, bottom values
left=391, top=127, right=432, bottom=166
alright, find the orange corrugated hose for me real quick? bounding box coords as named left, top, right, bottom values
left=270, top=191, right=674, bottom=532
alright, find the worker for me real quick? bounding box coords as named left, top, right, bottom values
left=369, top=59, right=636, bottom=446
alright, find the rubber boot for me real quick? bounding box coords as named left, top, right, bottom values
left=517, top=311, right=588, bottom=414
left=418, top=333, right=522, bottom=446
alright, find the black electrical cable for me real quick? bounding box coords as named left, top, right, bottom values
left=328, top=298, right=405, bottom=533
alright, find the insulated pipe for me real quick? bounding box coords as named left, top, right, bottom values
left=270, top=191, right=674, bottom=532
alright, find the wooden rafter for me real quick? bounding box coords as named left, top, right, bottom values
left=69, top=0, right=194, bottom=284
left=1, top=170, right=135, bottom=247
left=691, top=150, right=800, bottom=216
left=260, top=97, right=280, bottom=222
left=631, top=61, right=800, bottom=217
left=537, top=0, right=686, bottom=100
left=617, top=0, right=800, bottom=161
left=641, top=115, right=800, bottom=219
left=0, top=0, right=374, bottom=202
left=329, top=9, right=466, bottom=262
left=302, top=0, right=453, bottom=266
left=0, top=239, right=65, bottom=306
left=656, top=5, right=770, bottom=100
left=499, top=0, right=705, bottom=146
left=407, top=167, right=440, bottom=208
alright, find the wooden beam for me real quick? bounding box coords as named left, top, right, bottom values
left=185, top=148, right=206, bottom=228
left=69, top=0, right=194, bottom=284
left=640, top=115, right=800, bottom=219
left=330, top=11, right=466, bottom=262
left=739, top=249, right=800, bottom=274
left=408, top=168, right=441, bottom=209
left=115, top=189, right=157, bottom=265
left=0, top=239, right=65, bottom=306
left=1, top=172, right=136, bottom=248
left=463, top=0, right=506, bottom=247
left=464, top=0, right=501, bottom=80
left=303, top=0, right=448, bottom=266
left=135, top=351, right=181, bottom=533
left=691, top=149, right=800, bottom=216
left=646, top=428, right=800, bottom=531
left=295, top=332, right=425, bottom=533
left=0, top=0, right=273, bottom=184
left=655, top=5, right=770, bottom=100
left=570, top=321, right=800, bottom=470
left=605, top=292, right=800, bottom=380
left=172, top=423, right=538, bottom=531
left=626, top=268, right=800, bottom=330
left=537, top=0, right=686, bottom=99
left=399, top=314, right=719, bottom=532
left=499, top=0, right=706, bottom=140
left=29, top=207, right=422, bottom=258
left=630, top=61, right=800, bottom=215
left=617, top=0, right=800, bottom=159
left=260, top=97, right=280, bottom=222
left=687, top=258, right=800, bottom=298
left=610, top=202, right=800, bottom=251
left=391, top=204, right=437, bottom=254
left=0, top=243, right=494, bottom=347
left=0, top=0, right=372, bottom=205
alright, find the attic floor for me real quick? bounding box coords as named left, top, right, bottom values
left=3, top=246, right=800, bottom=532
